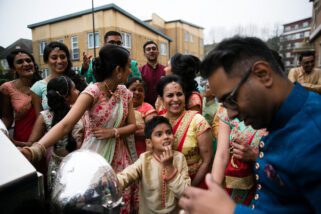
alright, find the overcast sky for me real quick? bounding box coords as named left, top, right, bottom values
left=0, top=0, right=313, bottom=47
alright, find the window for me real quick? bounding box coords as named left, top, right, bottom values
left=39, top=41, right=47, bottom=56
left=190, top=34, right=193, bottom=42
left=294, top=24, right=299, bottom=29
left=303, top=21, right=309, bottom=28
left=200, top=38, right=204, bottom=47
left=71, top=36, right=79, bottom=60
left=285, top=61, right=291, bottom=66
left=160, top=43, right=167, bottom=55
left=57, top=39, right=64, bottom=43
left=42, top=68, right=49, bottom=78
left=87, top=32, right=100, bottom=49
left=286, top=52, right=291, bottom=58
left=304, top=31, right=310, bottom=37
left=285, top=26, right=291, bottom=32
left=287, top=44, right=292, bottom=49
left=184, top=31, right=189, bottom=42
left=120, top=32, right=132, bottom=49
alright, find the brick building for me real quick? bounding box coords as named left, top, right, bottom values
left=27, top=3, right=204, bottom=75
left=279, top=17, right=312, bottom=71
left=309, top=0, right=321, bottom=67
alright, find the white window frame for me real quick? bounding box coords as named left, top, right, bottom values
left=39, top=41, right=47, bottom=56
left=200, top=38, right=204, bottom=47
left=184, top=31, right=189, bottom=42
left=87, top=32, right=100, bottom=49
left=42, top=68, right=49, bottom=78
left=71, top=36, right=79, bottom=60
left=303, top=21, right=309, bottom=28
left=120, top=32, right=132, bottom=49
left=160, top=43, right=167, bottom=56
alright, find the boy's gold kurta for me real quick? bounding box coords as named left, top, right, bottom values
left=117, top=151, right=191, bottom=214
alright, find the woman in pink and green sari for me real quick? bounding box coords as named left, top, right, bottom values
left=21, top=44, right=138, bottom=213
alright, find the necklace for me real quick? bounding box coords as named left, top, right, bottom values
left=104, top=81, right=115, bottom=96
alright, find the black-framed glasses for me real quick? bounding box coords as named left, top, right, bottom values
left=221, top=66, right=253, bottom=110
left=107, top=40, right=123, bottom=46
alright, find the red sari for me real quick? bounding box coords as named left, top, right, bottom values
left=162, top=110, right=211, bottom=189
left=0, top=81, right=37, bottom=141
left=134, top=102, right=156, bottom=156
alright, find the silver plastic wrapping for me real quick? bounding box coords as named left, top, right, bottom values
left=51, top=150, right=123, bottom=213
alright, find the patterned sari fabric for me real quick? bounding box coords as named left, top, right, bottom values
left=0, top=81, right=37, bottom=141
left=81, top=83, right=138, bottom=213
left=162, top=110, right=210, bottom=189
left=134, top=102, right=156, bottom=156
left=217, top=107, right=267, bottom=205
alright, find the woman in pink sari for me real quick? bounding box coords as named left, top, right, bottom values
left=21, top=44, right=137, bottom=213
left=0, top=49, right=41, bottom=142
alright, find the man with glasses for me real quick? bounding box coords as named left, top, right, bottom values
left=80, top=31, right=141, bottom=83
left=179, top=36, right=321, bottom=213
left=288, top=51, right=321, bottom=93
left=139, top=40, right=165, bottom=107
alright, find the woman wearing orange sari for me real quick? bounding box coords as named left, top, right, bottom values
left=0, top=49, right=42, bottom=142
left=156, top=75, right=213, bottom=188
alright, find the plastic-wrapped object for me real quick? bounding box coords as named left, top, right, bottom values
left=51, top=150, right=123, bottom=213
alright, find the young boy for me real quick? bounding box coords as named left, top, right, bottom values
left=117, top=116, right=191, bottom=214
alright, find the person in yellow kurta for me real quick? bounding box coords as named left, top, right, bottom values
left=288, top=51, right=321, bottom=94
left=117, top=116, right=191, bottom=214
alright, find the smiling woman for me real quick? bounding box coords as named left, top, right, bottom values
left=0, top=49, right=42, bottom=142
left=30, top=42, right=87, bottom=112
left=156, top=75, right=213, bottom=188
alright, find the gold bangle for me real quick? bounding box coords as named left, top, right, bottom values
left=30, top=142, right=46, bottom=162
left=23, top=146, right=35, bottom=162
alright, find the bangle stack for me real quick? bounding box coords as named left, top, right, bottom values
left=23, top=142, right=46, bottom=163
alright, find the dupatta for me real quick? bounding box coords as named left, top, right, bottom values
left=82, top=95, right=124, bottom=164
left=172, top=111, right=198, bottom=152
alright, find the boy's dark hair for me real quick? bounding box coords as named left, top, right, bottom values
left=201, top=36, right=284, bottom=79
left=144, top=116, right=172, bottom=139
left=143, top=40, right=158, bottom=52
left=299, top=51, right=314, bottom=62
left=104, top=31, right=122, bottom=42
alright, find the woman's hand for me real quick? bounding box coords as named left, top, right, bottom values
left=14, top=140, right=33, bottom=147
left=92, top=128, right=115, bottom=140
left=20, top=147, right=32, bottom=161
left=231, top=138, right=258, bottom=162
